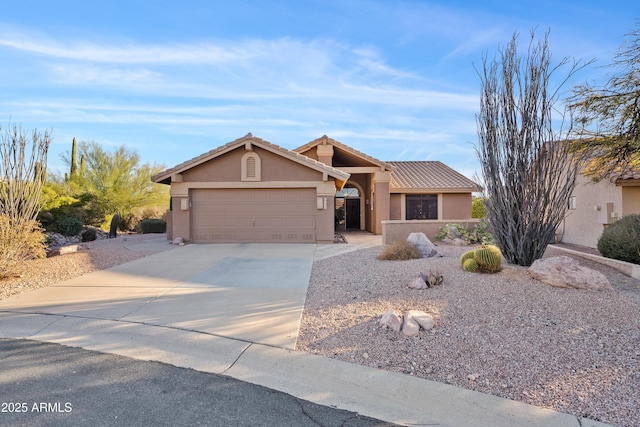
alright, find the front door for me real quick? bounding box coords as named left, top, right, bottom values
left=345, top=198, right=360, bottom=229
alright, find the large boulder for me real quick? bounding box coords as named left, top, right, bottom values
left=528, top=256, right=613, bottom=291
left=406, top=232, right=439, bottom=258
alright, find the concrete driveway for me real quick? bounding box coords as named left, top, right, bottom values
left=0, top=243, right=314, bottom=350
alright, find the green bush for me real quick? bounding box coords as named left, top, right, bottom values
left=138, top=218, right=167, bottom=234
left=81, top=227, right=98, bottom=242
left=123, top=206, right=167, bottom=232
left=56, top=216, right=84, bottom=236
left=377, top=241, right=421, bottom=260
left=472, top=197, right=487, bottom=218
left=597, top=214, right=640, bottom=265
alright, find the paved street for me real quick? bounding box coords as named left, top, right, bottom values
left=0, top=338, right=396, bottom=427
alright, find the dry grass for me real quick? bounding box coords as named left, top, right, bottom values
left=376, top=240, right=421, bottom=260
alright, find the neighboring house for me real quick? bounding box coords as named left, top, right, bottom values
left=151, top=134, right=480, bottom=243
left=560, top=171, right=640, bottom=248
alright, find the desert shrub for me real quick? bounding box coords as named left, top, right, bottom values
left=377, top=241, right=421, bottom=260
left=56, top=215, right=84, bottom=236
left=0, top=216, right=46, bottom=279
left=122, top=206, right=167, bottom=232
left=597, top=214, right=640, bottom=265
left=436, top=220, right=495, bottom=245
left=138, top=218, right=166, bottom=234
left=472, top=197, right=487, bottom=218
left=81, top=227, right=98, bottom=242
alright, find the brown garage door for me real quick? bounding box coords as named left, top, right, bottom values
left=190, top=188, right=316, bottom=243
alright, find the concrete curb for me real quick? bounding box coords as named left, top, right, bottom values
left=0, top=312, right=612, bottom=427
left=552, top=245, right=640, bottom=279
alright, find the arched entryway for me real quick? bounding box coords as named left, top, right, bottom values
left=335, top=184, right=364, bottom=231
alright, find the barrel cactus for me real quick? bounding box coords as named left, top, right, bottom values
left=460, top=250, right=475, bottom=266
left=474, top=244, right=503, bottom=273
left=462, top=258, right=480, bottom=272
left=460, top=244, right=503, bottom=273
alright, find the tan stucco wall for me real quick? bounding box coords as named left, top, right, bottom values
left=382, top=219, right=480, bottom=244
left=390, top=194, right=401, bottom=220
left=182, top=146, right=323, bottom=183
left=170, top=198, right=191, bottom=241
left=561, top=174, right=624, bottom=248
left=442, top=193, right=472, bottom=219
left=316, top=194, right=335, bottom=243
left=373, top=180, right=390, bottom=235
left=389, top=192, right=473, bottom=221
left=166, top=145, right=339, bottom=243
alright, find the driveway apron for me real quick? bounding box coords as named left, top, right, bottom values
left=0, top=243, right=315, bottom=350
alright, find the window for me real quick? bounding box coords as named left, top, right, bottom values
left=241, top=152, right=261, bottom=181
left=568, top=196, right=576, bottom=210
left=406, top=194, right=437, bottom=220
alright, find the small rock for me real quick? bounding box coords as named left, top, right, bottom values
left=379, top=309, right=403, bottom=332
left=402, top=312, right=420, bottom=336
left=406, top=310, right=435, bottom=330
left=363, top=352, right=369, bottom=359
left=172, top=237, right=185, bottom=245
left=406, top=276, right=427, bottom=290
left=468, top=374, right=478, bottom=381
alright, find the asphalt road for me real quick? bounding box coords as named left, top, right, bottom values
left=0, top=338, right=397, bottom=427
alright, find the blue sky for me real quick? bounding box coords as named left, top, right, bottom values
left=0, top=1, right=635, bottom=179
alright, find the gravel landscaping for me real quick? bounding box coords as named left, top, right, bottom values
left=298, top=244, right=640, bottom=427
left=1, top=236, right=638, bottom=426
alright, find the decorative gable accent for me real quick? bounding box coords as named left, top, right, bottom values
left=241, top=152, right=261, bottom=181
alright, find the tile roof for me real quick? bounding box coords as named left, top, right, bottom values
left=294, top=135, right=394, bottom=171
left=151, top=133, right=350, bottom=184
left=387, top=161, right=480, bottom=191
left=609, top=171, right=640, bottom=183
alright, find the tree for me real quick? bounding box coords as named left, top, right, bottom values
left=60, top=141, right=169, bottom=226
left=569, top=21, right=640, bottom=180
left=475, top=30, right=587, bottom=267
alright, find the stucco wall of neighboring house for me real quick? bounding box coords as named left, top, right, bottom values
left=561, top=174, right=624, bottom=248
left=441, top=193, right=472, bottom=219
left=622, top=186, right=640, bottom=215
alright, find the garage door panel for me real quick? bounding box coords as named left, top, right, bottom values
left=191, top=189, right=316, bottom=243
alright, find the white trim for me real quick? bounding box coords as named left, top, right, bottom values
left=241, top=152, right=261, bottom=181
